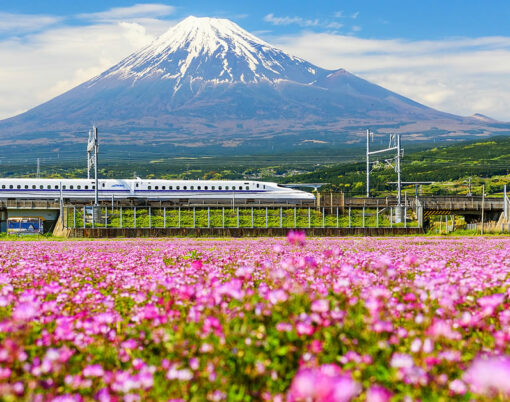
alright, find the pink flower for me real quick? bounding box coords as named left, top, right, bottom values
left=390, top=353, right=414, bottom=369
left=268, top=289, right=288, bottom=304
left=12, top=300, right=39, bottom=322
left=464, top=356, right=510, bottom=396
left=311, top=299, right=329, bottom=314
left=83, top=364, right=104, bottom=377
left=287, top=230, right=306, bottom=247
left=478, top=293, right=505, bottom=308
left=287, top=365, right=360, bottom=401
left=296, top=322, right=314, bottom=336
left=366, top=385, right=392, bottom=402
left=449, top=379, right=467, bottom=395
left=191, top=260, right=203, bottom=269
left=276, top=322, right=293, bottom=332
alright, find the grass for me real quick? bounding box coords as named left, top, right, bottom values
left=64, top=206, right=419, bottom=229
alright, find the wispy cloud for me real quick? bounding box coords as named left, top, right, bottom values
left=263, top=14, right=319, bottom=27
left=327, top=22, right=344, bottom=30
left=0, top=8, right=174, bottom=119
left=0, top=12, right=62, bottom=34
left=273, top=33, right=510, bottom=120
left=78, top=3, right=175, bottom=21
left=334, top=11, right=359, bottom=20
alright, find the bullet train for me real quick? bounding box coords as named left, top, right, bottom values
left=0, top=178, right=315, bottom=204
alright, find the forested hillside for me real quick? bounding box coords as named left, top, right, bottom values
left=282, top=136, right=510, bottom=196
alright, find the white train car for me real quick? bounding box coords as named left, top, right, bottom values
left=0, top=178, right=315, bottom=204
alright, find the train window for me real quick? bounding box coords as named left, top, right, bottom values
left=85, top=185, right=88, bottom=189
left=176, top=186, right=180, bottom=190
left=198, top=186, right=201, bottom=190
left=212, top=186, right=215, bottom=190
left=55, top=185, right=58, bottom=189
left=47, top=185, right=51, bottom=189
left=263, top=185, right=266, bottom=189
left=245, top=186, right=249, bottom=190
left=77, top=185, right=81, bottom=189
left=32, top=185, right=36, bottom=189
left=148, top=186, right=152, bottom=190
left=183, top=186, right=187, bottom=190
left=70, top=185, right=74, bottom=190
left=169, top=186, right=173, bottom=190
left=102, top=183, right=105, bottom=188
left=219, top=186, right=222, bottom=190
left=191, top=186, right=194, bottom=190
left=24, top=185, right=28, bottom=189
left=257, top=184, right=259, bottom=188
left=136, top=183, right=139, bottom=188
left=1, top=185, right=4, bottom=189
left=225, top=186, right=229, bottom=190
left=63, top=185, right=66, bottom=189
left=205, top=186, right=208, bottom=190
left=162, top=186, right=166, bottom=190
left=10, top=185, right=13, bottom=189
left=40, top=185, right=43, bottom=189
left=17, top=185, right=21, bottom=189
left=92, top=186, right=95, bottom=189
left=155, top=186, right=159, bottom=190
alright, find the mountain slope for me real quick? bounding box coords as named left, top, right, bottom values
left=0, top=16, right=506, bottom=154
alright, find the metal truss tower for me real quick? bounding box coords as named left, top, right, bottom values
left=87, top=126, right=99, bottom=205
left=366, top=129, right=404, bottom=221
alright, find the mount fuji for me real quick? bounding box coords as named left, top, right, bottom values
left=0, top=16, right=504, bottom=154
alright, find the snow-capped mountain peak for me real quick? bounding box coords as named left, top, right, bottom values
left=96, top=16, right=322, bottom=87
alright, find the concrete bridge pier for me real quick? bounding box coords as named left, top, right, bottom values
left=0, top=208, right=7, bottom=232
left=394, top=206, right=404, bottom=223
left=415, top=200, right=424, bottom=228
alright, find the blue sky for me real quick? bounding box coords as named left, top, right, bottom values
left=1, top=1, right=510, bottom=120
left=3, top=0, right=510, bottom=39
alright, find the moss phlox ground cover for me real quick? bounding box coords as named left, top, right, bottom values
left=0, top=236, right=509, bottom=400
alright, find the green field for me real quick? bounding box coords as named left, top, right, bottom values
left=65, top=206, right=418, bottom=229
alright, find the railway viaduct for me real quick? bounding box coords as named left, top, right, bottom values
left=319, top=194, right=509, bottom=227
left=0, top=194, right=508, bottom=234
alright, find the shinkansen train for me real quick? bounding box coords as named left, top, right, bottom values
left=0, top=178, right=315, bottom=204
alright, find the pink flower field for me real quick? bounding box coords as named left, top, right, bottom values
left=0, top=236, right=510, bottom=401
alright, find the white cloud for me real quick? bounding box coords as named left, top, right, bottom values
left=326, top=22, right=343, bottom=30
left=0, top=21, right=169, bottom=119
left=78, top=3, right=175, bottom=21
left=0, top=4, right=179, bottom=120
left=0, top=12, right=61, bottom=34
left=264, top=14, right=319, bottom=27
left=271, top=33, right=510, bottom=120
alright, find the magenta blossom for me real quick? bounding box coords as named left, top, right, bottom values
left=287, top=364, right=360, bottom=401
left=287, top=230, right=306, bottom=247
left=464, top=355, right=510, bottom=396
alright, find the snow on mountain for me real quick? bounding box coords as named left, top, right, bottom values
left=93, top=16, right=320, bottom=88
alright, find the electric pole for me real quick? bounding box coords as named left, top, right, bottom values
left=94, top=126, right=98, bottom=206
left=366, top=129, right=370, bottom=197
left=481, top=184, right=485, bottom=235
left=366, top=130, right=403, bottom=221
left=87, top=126, right=99, bottom=205
left=397, top=133, right=402, bottom=208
